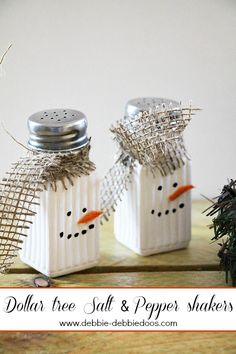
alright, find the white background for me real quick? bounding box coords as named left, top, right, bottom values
left=0, top=288, right=235, bottom=331
left=0, top=0, right=235, bottom=198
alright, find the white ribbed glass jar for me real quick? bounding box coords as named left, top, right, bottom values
left=19, top=109, right=100, bottom=277
left=114, top=98, right=192, bottom=256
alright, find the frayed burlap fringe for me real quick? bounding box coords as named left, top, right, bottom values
left=0, top=144, right=95, bottom=273
left=100, top=105, right=198, bottom=222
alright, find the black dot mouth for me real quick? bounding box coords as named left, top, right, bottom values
left=59, top=223, right=96, bottom=239
left=151, top=203, right=185, bottom=217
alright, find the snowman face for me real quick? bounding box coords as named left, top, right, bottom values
left=150, top=181, right=193, bottom=216
left=141, top=161, right=194, bottom=225
left=59, top=208, right=102, bottom=239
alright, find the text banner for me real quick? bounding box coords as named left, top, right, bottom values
left=0, top=288, right=235, bottom=331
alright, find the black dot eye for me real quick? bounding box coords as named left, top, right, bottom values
left=173, top=182, right=178, bottom=188
left=59, top=232, right=64, bottom=238
left=158, top=212, right=162, bottom=217
left=67, top=234, right=72, bottom=239
left=179, top=203, right=185, bottom=208
left=157, top=186, right=162, bottom=191
left=165, top=210, right=169, bottom=215
left=172, top=208, right=177, bottom=213
left=151, top=210, right=155, bottom=214
left=89, top=224, right=94, bottom=229
left=74, top=233, right=79, bottom=237
left=82, top=208, right=87, bottom=213
left=82, top=230, right=87, bottom=235
left=67, top=211, right=71, bottom=216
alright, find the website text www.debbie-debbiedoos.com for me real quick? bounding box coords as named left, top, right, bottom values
left=0, top=287, right=235, bottom=331
left=59, top=318, right=178, bottom=329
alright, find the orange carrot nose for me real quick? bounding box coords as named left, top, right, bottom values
left=77, top=210, right=103, bottom=224
left=168, top=184, right=195, bottom=202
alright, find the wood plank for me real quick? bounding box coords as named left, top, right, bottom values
left=11, top=200, right=220, bottom=271
left=0, top=271, right=229, bottom=287
left=0, top=332, right=235, bottom=354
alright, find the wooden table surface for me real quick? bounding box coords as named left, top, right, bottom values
left=0, top=200, right=235, bottom=354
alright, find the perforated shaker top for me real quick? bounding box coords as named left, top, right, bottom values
left=28, top=108, right=89, bottom=151
left=125, top=97, right=180, bottom=118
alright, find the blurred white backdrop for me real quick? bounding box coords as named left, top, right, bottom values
left=0, top=0, right=235, bottom=198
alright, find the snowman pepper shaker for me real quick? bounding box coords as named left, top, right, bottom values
left=19, top=109, right=101, bottom=277
left=101, top=97, right=197, bottom=255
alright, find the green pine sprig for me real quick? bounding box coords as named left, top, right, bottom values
left=205, top=179, right=236, bottom=285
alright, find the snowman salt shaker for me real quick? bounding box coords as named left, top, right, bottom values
left=108, top=97, right=194, bottom=255
left=20, top=109, right=101, bottom=277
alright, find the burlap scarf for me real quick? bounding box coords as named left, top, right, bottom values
left=0, top=144, right=95, bottom=273
left=100, top=105, right=197, bottom=222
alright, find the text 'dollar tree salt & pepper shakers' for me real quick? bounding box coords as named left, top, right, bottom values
left=0, top=109, right=101, bottom=277
left=101, top=97, right=198, bottom=255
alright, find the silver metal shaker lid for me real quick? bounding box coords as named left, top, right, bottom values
left=125, top=97, right=180, bottom=118
left=28, top=108, right=89, bottom=151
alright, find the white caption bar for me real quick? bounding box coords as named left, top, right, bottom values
left=0, top=288, right=235, bottom=331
